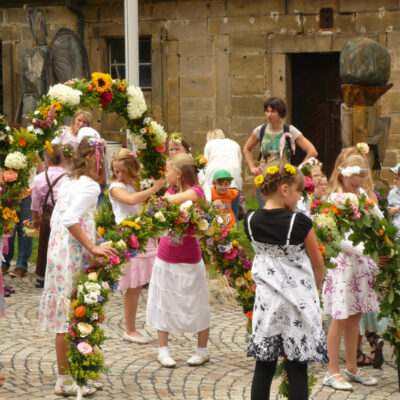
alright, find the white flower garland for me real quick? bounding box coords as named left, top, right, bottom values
left=340, top=166, right=368, bottom=178
left=149, top=120, right=167, bottom=146
left=48, top=84, right=82, bottom=106
left=4, top=151, right=28, bottom=169
left=126, top=86, right=147, bottom=119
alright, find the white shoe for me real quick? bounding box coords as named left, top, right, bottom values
left=123, top=332, right=150, bottom=344
left=187, top=352, right=210, bottom=366
left=54, top=380, right=97, bottom=397
left=157, top=353, right=176, bottom=368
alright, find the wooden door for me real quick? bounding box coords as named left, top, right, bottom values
left=290, top=52, right=342, bottom=177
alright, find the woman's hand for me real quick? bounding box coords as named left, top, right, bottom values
left=378, top=255, right=390, bottom=268
left=251, top=166, right=263, bottom=175
left=389, top=207, right=399, bottom=216
left=91, top=245, right=118, bottom=258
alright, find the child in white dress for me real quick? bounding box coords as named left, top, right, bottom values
left=108, top=148, right=164, bottom=343
left=38, top=135, right=117, bottom=396
left=146, top=153, right=210, bottom=368
left=245, top=162, right=326, bottom=400
left=322, top=153, right=382, bottom=390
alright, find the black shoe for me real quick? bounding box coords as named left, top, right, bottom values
left=35, top=279, right=44, bottom=288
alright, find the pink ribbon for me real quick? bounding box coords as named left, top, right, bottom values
left=279, top=133, right=296, bottom=159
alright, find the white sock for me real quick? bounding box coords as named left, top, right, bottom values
left=197, top=347, right=209, bottom=356
left=57, top=374, right=74, bottom=386
left=158, top=346, right=169, bottom=357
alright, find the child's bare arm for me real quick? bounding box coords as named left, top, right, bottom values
left=164, top=189, right=198, bottom=204
left=304, top=228, right=325, bottom=290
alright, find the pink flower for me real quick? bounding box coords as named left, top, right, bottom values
left=155, top=143, right=166, bottom=153
left=71, top=318, right=79, bottom=325
left=220, top=228, right=228, bottom=240
left=128, top=235, right=139, bottom=249
left=225, top=248, right=238, bottom=260
left=304, top=176, right=314, bottom=193
left=224, top=269, right=232, bottom=278
left=68, top=328, right=76, bottom=338
left=77, top=342, right=93, bottom=355
left=185, top=224, right=195, bottom=236
left=108, top=254, right=120, bottom=265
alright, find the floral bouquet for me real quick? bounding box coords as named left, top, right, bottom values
left=22, top=219, right=39, bottom=238
left=194, top=153, right=208, bottom=171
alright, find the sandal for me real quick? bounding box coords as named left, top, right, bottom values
left=357, top=349, right=373, bottom=367
left=366, top=332, right=384, bottom=369
left=323, top=372, right=353, bottom=391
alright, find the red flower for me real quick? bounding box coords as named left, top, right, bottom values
left=19, top=138, right=26, bottom=146
left=155, top=143, right=166, bottom=153
left=128, top=235, right=139, bottom=249
left=304, top=176, right=315, bottom=193
left=2, top=170, right=18, bottom=182
left=100, top=90, right=113, bottom=105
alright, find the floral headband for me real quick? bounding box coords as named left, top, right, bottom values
left=299, top=157, right=322, bottom=169
left=254, top=164, right=296, bottom=188
left=169, top=132, right=182, bottom=144
left=60, top=144, right=74, bottom=159
left=356, top=143, right=369, bottom=155
left=88, top=137, right=105, bottom=175
left=340, top=166, right=369, bottom=177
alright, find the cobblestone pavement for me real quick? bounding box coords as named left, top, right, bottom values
left=1, top=267, right=400, bottom=400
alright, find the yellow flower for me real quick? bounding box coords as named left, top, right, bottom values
left=232, top=240, right=239, bottom=248
left=121, top=220, right=141, bottom=230
left=87, top=272, right=98, bottom=282
left=97, top=226, right=105, bottom=236
left=265, top=166, right=279, bottom=175
left=283, top=164, right=296, bottom=175
left=254, top=175, right=264, bottom=188
left=44, top=140, right=54, bottom=154
left=71, top=299, right=79, bottom=309
left=244, top=270, right=252, bottom=281
left=91, top=72, right=113, bottom=93
left=40, top=100, right=62, bottom=117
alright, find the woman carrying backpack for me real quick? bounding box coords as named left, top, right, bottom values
left=243, top=97, right=318, bottom=208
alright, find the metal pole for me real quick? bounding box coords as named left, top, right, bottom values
left=124, top=0, right=139, bottom=86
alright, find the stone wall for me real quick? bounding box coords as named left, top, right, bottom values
left=2, top=0, right=400, bottom=193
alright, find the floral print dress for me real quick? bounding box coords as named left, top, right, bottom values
left=246, top=212, right=328, bottom=363
left=38, top=177, right=98, bottom=333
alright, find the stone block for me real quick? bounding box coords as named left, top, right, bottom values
left=167, top=113, right=180, bottom=132
left=269, top=34, right=333, bottom=53
left=231, top=117, right=265, bottom=135
left=142, top=1, right=177, bottom=20
left=288, top=0, right=339, bottom=14
left=180, top=97, right=213, bottom=113
left=231, top=96, right=265, bottom=117
left=226, top=0, right=286, bottom=16
left=140, top=20, right=165, bottom=36
left=4, top=8, right=28, bottom=24
left=389, top=50, right=400, bottom=70
left=167, top=56, right=179, bottom=78
left=231, top=54, right=265, bottom=77
left=81, top=5, right=124, bottom=23
left=177, top=36, right=213, bottom=56
left=302, top=13, right=355, bottom=35
left=331, top=33, right=378, bottom=52
left=386, top=132, right=400, bottom=149
left=339, top=0, right=398, bottom=12
left=0, top=25, right=20, bottom=42
left=387, top=112, right=400, bottom=133
left=231, top=77, right=265, bottom=96
left=180, top=56, right=214, bottom=77
left=167, top=79, right=179, bottom=97
left=43, top=7, right=76, bottom=24
left=175, top=0, right=225, bottom=18
left=388, top=70, right=400, bottom=92
left=167, top=96, right=180, bottom=116
left=382, top=150, right=398, bottom=168
left=231, top=34, right=267, bottom=54
left=381, top=92, right=400, bottom=112
left=387, top=31, right=400, bottom=49
left=166, top=40, right=178, bottom=56
left=180, top=77, right=213, bottom=98
left=180, top=112, right=214, bottom=132
left=209, top=15, right=302, bottom=35
left=166, top=19, right=208, bottom=40
left=355, top=11, right=400, bottom=33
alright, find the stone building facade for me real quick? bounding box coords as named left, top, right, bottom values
left=1, top=0, right=400, bottom=192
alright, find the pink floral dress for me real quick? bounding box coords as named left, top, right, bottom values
left=38, top=176, right=99, bottom=333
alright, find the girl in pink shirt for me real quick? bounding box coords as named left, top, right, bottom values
left=146, top=153, right=211, bottom=368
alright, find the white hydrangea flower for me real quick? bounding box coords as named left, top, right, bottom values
left=149, top=120, right=167, bottom=146
left=48, top=83, right=82, bottom=106
left=34, top=128, right=44, bottom=135
left=84, top=282, right=102, bottom=293
left=154, top=211, right=166, bottom=222
left=5, top=152, right=28, bottom=169
left=126, top=86, right=147, bottom=119
left=77, top=284, right=84, bottom=294
left=180, top=201, right=193, bottom=212
left=313, top=214, right=336, bottom=229
left=0, top=132, right=6, bottom=141
left=198, top=219, right=209, bottom=231
left=140, top=128, right=147, bottom=134
left=27, top=125, right=35, bottom=132
left=84, top=292, right=100, bottom=304
left=143, top=117, right=151, bottom=125
left=129, top=133, right=147, bottom=150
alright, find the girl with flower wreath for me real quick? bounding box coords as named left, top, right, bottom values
left=322, top=152, right=385, bottom=390
left=38, top=135, right=117, bottom=397
left=146, top=153, right=211, bottom=368
left=246, top=162, right=327, bottom=400
left=108, top=148, right=164, bottom=344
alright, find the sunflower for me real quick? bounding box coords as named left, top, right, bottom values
left=265, top=166, right=279, bottom=175
left=283, top=164, right=296, bottom=175
left=91, top=72, right=113, bottom=93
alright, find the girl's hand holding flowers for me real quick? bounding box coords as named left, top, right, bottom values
left=91, top=244, right=118, bottom=258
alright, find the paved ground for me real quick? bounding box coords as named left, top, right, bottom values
left=1, top=266, right=400, bottom=400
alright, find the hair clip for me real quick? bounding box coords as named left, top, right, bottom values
left=356, top=143, right=369, bottom=155
left=265, top=166, right=279, bottom=175
left=254, top=175, right=265, bottom=188
left=60, top=144, right=74, bottom=159
left=340, top=166, right=369, bottom=177
left=169, top=132, right=182, bottom=144
left=128, top=152, right=137, bottom=159
left=88, top=137, right=105, bottom=147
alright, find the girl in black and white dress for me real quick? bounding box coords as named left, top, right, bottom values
left=245, top=162, right=327, bottom=400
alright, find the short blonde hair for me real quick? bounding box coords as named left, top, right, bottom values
left=207, top=129, right=225, bottom=142
left=110, top=148, right=140, bottom=182
left=168, top=153, right=198, bottom=187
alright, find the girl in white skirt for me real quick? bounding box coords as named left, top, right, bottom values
left=109, top=148, right=164, bottom=343
left=146, top=153, right=211, bottom=368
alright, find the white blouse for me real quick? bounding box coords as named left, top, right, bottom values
left=108, top=181, right=140, bottom=225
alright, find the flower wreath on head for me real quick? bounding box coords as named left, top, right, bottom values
left=169, top=131, right=182, bottom=144
left=340, top=165, right=369, bottom=178
left=356, top=142, right=370, bottom=155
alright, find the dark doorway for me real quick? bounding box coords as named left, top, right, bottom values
left=291, top=52, right=342, bottom=177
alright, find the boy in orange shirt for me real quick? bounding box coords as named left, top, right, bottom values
left=211, top=169, right=240, bottom=228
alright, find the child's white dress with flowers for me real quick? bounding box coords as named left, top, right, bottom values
left=38, top=176, right=99, bottom=333
left=246, top=211, right=328, bottom=363
left=322, top=191, right=382, bottom=320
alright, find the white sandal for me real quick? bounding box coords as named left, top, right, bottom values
left=187, top=352, right=210, bottom=366
left=323, top=372, right=353, bottom=391
left=157, top=353, right=176, bottom=368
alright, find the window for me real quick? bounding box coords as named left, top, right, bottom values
left=108, top=37, right=152, bottom=89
